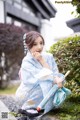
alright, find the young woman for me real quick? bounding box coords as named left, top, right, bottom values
left=15, top=31, right=71, bottom=116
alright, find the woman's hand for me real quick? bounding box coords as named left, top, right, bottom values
left=32, top=52, right=43, bottom=62
left=54, top=76, right=63, bottom=88
left=32, top=52, right=50, bottom=69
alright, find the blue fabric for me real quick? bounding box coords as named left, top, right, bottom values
left=15, top=51, right=71, bottom=113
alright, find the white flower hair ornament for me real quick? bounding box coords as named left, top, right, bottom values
left=23, top=33, right=26, bottom=40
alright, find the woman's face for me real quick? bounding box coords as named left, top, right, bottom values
left=30, top=37, right=44, bottom=54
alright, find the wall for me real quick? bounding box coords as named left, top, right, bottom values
left=41, top=19, right=54, bottom=50
left=0, top=0, right=5, bottom=23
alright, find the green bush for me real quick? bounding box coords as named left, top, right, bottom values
left=49, top=35, right=80, bottom=96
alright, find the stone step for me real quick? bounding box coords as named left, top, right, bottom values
left=0, top=100, right=17, bottom=120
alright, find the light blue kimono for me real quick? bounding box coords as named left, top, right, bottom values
left=15, top=51, right=71, bottom=113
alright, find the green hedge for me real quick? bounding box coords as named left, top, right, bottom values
left=49, top=35, right=80, bottom=96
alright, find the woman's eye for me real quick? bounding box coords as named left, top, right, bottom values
left=33, top=42, right=43, bottom=46
left=33, top=43, right=37, bottom=46
left=40, top=42, right=43, bottom=45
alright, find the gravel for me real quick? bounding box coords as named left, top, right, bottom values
left=0, top=95, right=20, bottom=112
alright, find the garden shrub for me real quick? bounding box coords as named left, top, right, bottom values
left=49, top=35, right=80, bottom=96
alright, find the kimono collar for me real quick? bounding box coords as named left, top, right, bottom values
left=27, top=51, right=34, bottom=60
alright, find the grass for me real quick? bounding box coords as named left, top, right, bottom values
left=0, top=84, right=19, bottom=94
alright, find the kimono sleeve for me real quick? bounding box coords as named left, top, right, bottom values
left=34, top=68, right=53, bottom=81
left=20, top=61, right=38, bottom=85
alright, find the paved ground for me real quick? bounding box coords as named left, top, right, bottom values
left=0, top=95, right=59, bottom=120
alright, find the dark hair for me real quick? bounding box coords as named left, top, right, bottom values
left=23, top=31, right=45, bottom=49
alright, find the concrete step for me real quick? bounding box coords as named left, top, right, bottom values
left=0, top=100, right=17, bottom=120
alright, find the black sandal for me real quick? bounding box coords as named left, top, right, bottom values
left=18, top=107, right=44, bottom=118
